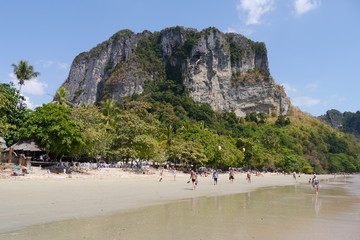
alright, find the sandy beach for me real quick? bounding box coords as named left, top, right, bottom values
left=0, top=167, right=334, bottom=233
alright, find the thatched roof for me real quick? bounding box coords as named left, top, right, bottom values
left=0, top=137, right=7, bottom=149
left=10, top=138, right=45, bottom=152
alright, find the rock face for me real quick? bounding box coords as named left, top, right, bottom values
left=318, top=110, right=360, bottom=140
left=318, top=109, right=344, bottom=129
left=60, top=27, right=290, bottom=117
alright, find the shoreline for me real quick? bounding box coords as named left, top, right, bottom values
left=0, top=168, right=336, bottom=233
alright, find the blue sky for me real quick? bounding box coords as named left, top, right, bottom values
left=1, top=0, right=359, bottom=116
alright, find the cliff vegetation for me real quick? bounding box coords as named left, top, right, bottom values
left=2, top=82, right=359, bottom=173
left=319, top=109, right=360, bottom=139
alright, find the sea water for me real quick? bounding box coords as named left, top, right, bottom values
left=1, top=176, right=359, bottom=240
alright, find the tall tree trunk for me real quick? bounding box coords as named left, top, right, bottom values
left=17, top=84, right=23, bottom=109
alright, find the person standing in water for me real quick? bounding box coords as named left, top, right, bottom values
left=213, top=170, right=218, bottom=185
left=190, top=170, right=197, bottom=190
left=312, top=174, right=319, bottom=194
left=246, top=172, right=251, bottom=183
left=229, top=169, right=235, bottom=183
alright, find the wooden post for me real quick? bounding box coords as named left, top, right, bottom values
left=18, top=154, right=24, bottom=165
left=8, top=148, right=13, bottom=163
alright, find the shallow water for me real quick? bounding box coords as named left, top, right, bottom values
left=1, top=176, right=359, bottom=240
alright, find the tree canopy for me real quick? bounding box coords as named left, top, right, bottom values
left=0, top=83, right=27, bottom=145
left=20, top=104, right=86, bottom=158
left=2, top=67, right=360, bottom=173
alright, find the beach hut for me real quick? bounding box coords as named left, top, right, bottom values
left=9, top=138, right=46, bottom=165
left=10, top=138, right=44, bottom=153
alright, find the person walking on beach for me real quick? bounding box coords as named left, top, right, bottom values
left=246, top=172, right=251, bottom=183
left=312, top=174, right=319, bottom=194
left=173, top=169, right=177, bottom=181
left=213, top=170, right=218, bottom=185
left=229, top=169, right=235, bottom=183
left=190, top=170, right=197, bottom=190
left=293, top=171, right=297, bottom=182
left=159, top=170, right=163, bottom=182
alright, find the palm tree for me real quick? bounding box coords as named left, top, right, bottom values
left=99, top=99, right=121, bottom=126
left=100, top=99, right=120, bottom=117
left=52, top=87, right=69, bottom=105
left=11, top=60, right=40, bottom=95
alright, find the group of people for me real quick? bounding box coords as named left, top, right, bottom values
left=160, top=168, right=320, bottom=194
left=159, top=169, right=177, bottom=182
left=39, top=154, right=51, bottom=162
left=163, top=169, right=246, bottom=190
left=191, top=169, right=252, bottom=190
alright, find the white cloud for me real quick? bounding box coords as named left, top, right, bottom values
left=281, top=83, right=297, bottom=93
left=237, top=0, right=275, bottom=25
left=226, top=26, right=254, bottom=36
left=57, top=62, right=69, bottom=70
left=294, top=0, right=321, bottom=16
left=323, top=93, right=346, bottom=106
left=22, top=78, right=48, bottom=95
left=9, top=73, right=48, bottom=95
left=330, top=94, right=345, bottom=103
left=226, top=27, right=238, bottom=33
left=292, top=96, right=320, bottom=107
left=39, top=60, right=69, bottom=70
left=305, top=81, right=319, bottom=91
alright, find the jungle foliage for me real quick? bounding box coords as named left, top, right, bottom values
left=3, top=50, right=360, bottom=173
left=2, top=77, right=359, bottom=173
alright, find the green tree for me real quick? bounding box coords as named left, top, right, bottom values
left=343, top=111, right=360, bottom=136
left=20, top=104, right=85, bottom=159
left=281, top=155, right=313, bottom=173
left=133, top=135, right=160, bottom=162
left=110, top=111, right=158, bottom=162
left=0, top=83, right=27, bottom=145
left=167, top=140, right=206, bottom=167
left=327, top=133, right=348, bottom=153
left=161, top=123, right=176, bottom=147
left=327, top=153, right=357, bottom=173
left=245, top=111, right=258, bottom=123
left=175, top=124, right=243, bottom=169
left=0, top=94, right=15, bottom=138
left=100, top=99, right=120, bottom=118
left=52, top=87, right=70, bottom=105
left=275, top=115, right=291, bottom=126
left=258, top=112, right=268, bottom=124
left=71, top=105, right=112, bottom=161
left=11, top=60, right=40, bottom=96
left=211, top=135, right=244, bottom=169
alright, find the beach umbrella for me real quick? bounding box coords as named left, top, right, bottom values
left=13, top=165, right=27, bottom=169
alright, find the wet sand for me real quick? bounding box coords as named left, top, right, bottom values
left=0, top=170, right=358, bottom=239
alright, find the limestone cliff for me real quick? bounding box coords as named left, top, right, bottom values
left=318, top=109, right=344, bottom=129
left=60, top=27, right=290, bottom=117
